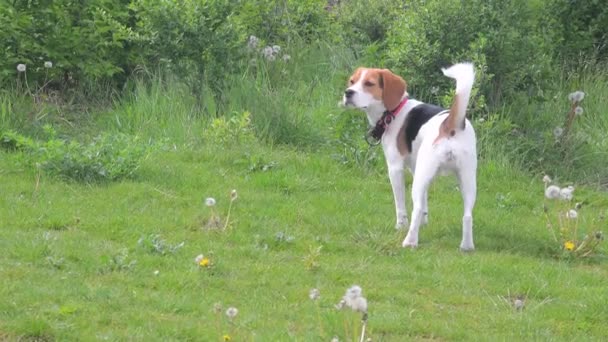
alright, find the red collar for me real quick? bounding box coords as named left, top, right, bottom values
left=389, top=97, right=409, bottom=118
left=365, top=97, right=409, bottom=144
left=381, top=97, right=409, bottom=127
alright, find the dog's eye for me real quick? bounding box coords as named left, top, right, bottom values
left=364, top=81, right=375, bottom=87
left=349, top=79, right=354, bottom=85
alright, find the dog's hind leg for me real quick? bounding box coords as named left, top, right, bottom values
left=458, top=165, right=477, bottom=251
left=421, top=189, right=429, bottom=226
left=402, top=159, right=439, bottom=248
left=388, top=164, right=408, bottom=229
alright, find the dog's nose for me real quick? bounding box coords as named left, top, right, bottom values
left=344, top=89, right=355, bottom=98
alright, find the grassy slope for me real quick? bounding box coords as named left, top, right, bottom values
left=1, top=142, right=607, bottom=341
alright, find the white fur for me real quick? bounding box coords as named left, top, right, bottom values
left=343, top=63, right=477, bottom=251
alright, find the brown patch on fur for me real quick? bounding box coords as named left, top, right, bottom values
left=359, top=69, right=383, bottom=100
left=396, top=121, right=409, bottom=156
left=348, top=68, right=364, bottom=86
left=378, top=69, right=407, bottom=111
left=433, top=95, right=466, bottom=144
left=348, top=67, right=407, bottom=109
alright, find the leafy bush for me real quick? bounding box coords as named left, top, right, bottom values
left=234, top=0, right=337, bottom=44
left=0, top=0, right=140, bottom=87
left=129, top=0, right=244, bottom=96
left=550, top=0, right=608, bottom=63
left=333, top=0, right=404, bottom=58
left=385, top=0, right=559, bottom=105
left=2, top=126, right=152, bottom=182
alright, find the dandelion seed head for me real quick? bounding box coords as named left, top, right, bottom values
left=430, top=86, right=439, bottom=95
left=542, top=175, right=552, bottom=184
left=331, top=337, right=340, bottom=342
left=230, top=189, right=238, bottom=201
left=595, top=232, right=604, bottom=240
left=345, top=285, right=362, bottom=300
left=560, top=186, right=574, bottom=201
left=194, top=254, right=204, bottom=264
left=568, top=91, right=585, bottom=102
left=514, top=298, right=524, bottom=311
left=351, top=296, right=368, bottom=313
left=553, top=127, right=563, bottom=138
left=44, top=61, right=53, bottom=69
left=575, top=202, right=582, bottom=210
left=247, top=35, right=259, bottom=50
left=566, top=209, right=578, bottom=219
left=17, top=64, right=26, bottom=72
left=205, top=197, right=216, bottom=207
left=309, top=288, right=320, bottom=301
left=226, top=307, right=238, bottom=319
left=544, top=185, right=561, bottom=200
left=574, top=106, right=584, bottom=116
left=272, top=45, right=281, bottom=53
left=282, top=54, right=291, bottom=62
left=153, top=270, right=160, bottom=276
left=262, top=46, right=274, bottom=60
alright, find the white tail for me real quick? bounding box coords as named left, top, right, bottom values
left=441, top=63, right=475, bottom=131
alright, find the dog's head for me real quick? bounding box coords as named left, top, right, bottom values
left=343, top=68, right=407, bottom=112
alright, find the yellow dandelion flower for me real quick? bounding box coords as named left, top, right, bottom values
left=199, top=257, right=210, bottom=267
left=223, top=334, right=231, bottom=341
left=564, top=241, right=575, bottom=251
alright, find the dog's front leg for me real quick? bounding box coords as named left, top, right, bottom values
left=388, top=164, right=408, bottom=229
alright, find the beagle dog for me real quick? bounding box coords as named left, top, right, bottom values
left=343, top=63, right=477, bottom=250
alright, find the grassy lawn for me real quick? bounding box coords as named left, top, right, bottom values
left=1, top=142, right=606, bottom=341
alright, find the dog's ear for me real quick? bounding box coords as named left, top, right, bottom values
left=379, top=69, right=407, bottom=111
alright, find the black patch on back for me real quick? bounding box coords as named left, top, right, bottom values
left=404, top=103, right=446, bottom=152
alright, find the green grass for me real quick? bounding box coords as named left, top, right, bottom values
left=1, top=39, right=607, bottom=341
left=1, top=140, right=606, bottom=341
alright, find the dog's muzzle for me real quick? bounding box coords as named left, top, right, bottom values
left=343, top=89, right=355, bottom=106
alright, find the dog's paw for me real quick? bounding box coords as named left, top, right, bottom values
left=401, top=234, right=418, bottom=248
left=459, top=242, right=475, bottom=252
left=395, top=217, right=409, bottom=230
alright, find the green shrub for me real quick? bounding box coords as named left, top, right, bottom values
left=2, top=126, right=152, bottom=182
left=385, top=0, right=559, bottom=106
left=550, top=0, right=608, bottom=63
left=333, top=0, right=404, bottom=60
left=234, top=0, right=337, bottom=44
left=129, top=0, right=244, bottom=96
left=0, top=0, right=140, bottom=87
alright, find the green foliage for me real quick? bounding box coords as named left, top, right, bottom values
left=2, top=126, right=152, bottom=182
left=224, top=39, right=354, bottom=146
left=234, top=0, right=338, bottom=44
left=0, top=0, right=141, bottom=86
left=551, top=0, right=608, bottom=63
left=208, top=111, right=255, bottom=144
left=129, top=0, right=244, bottom=95
left=333, top=0, right=404, bottom=57
left=385, top=0, right=559, bottom=105
left=330, top=109, right=382, bottom=172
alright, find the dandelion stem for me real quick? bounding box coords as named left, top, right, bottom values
left=562, top=100, right=578, bottom=139
left=223, top=199, right=234, bottom=231
left=542, top=201, right=558, bottom=242
left=359, top=315, right=368, bottom=342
